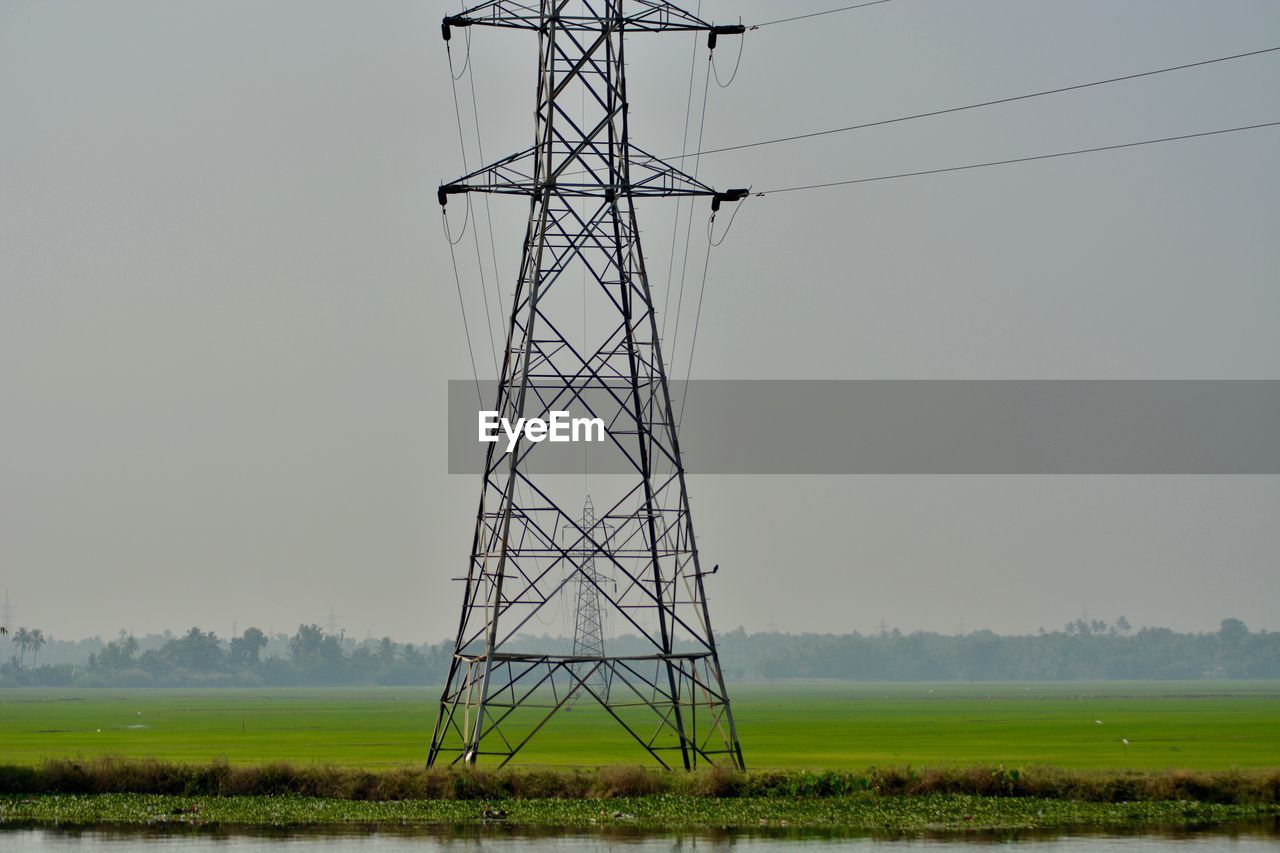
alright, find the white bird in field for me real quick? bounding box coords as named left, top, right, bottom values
left=1095, top=720, right=1104, bottom=725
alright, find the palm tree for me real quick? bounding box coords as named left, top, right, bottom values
left=30, top=629, right=46, bottom=666
left=13, top=627, right=31, bottom=665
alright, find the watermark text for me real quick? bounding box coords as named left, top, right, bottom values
left=479, top=410, right=607, bottom=453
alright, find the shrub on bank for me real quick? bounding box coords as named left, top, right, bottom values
left=0, top=759, right=1276, bottom=805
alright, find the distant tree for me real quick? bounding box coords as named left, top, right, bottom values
left=288, top=624, right=325, bottom=665
left=286, top=624, right=344, bottom=679
left=1217, top=619, right=1250, bottom=676
left=1219, top=618, right=1248, bottom=646
left=13, top=628, right=31, bottom=665
left=1114, top=616, right=1133, bottom=636
left=230, top=627, right=267, bottom=667
left=165, top=627, right=223, bottom=672
left=400, top=643, right=427, bottom=670
left=317, top=632, right=344, bottom=667
left=95, top=634, right=139, bottom=671
left=349, top=645, right=374, bottom=670
left=30, top=629, right=46, bottom=665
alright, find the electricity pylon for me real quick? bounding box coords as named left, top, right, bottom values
left=429, top=0, right=747, bottom=770
left=568, top=496, right=610, bottom=705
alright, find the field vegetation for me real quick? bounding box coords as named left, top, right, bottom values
left=1, top=682, right=1277, bottom=831
left=2, top=791, right=1277, bottom=832
left=1, top=682, right=1276, bottom=770
left=2, top=759, right=1278, bottom=805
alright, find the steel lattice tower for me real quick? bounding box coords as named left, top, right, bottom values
left=429, top=0, right=747, bottom=770
left=568, top=496, right=610, bottom=704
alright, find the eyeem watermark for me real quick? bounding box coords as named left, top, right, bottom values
left=479, top=410, right=606, bottom=454
left=453, top=380, right=1280, bottom=474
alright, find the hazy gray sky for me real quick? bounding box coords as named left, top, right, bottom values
left=3, top=1, right=1278, bottom=642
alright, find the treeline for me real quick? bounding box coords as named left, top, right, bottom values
left=715, top=618, right=1279, bottom=681
left=0, top=625, right=451, bottom=688
left=0, top=618, right=1276, bottom=687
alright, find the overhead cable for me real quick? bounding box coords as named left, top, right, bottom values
left=673, top=45, right=1280, bottom=160
left=750, top=0, right=895, bottom=29
left=756, top=121, right=1280, bottom=196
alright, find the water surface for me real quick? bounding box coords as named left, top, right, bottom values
left=5, top=824, right=1279, bottom=851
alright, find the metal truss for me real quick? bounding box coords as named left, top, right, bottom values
left=429, top=0, right=746, bottom=771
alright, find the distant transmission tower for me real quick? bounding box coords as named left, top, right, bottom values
left=567, top=496, right=610, bottom=705
left=429, top=1, right=747, bottom=769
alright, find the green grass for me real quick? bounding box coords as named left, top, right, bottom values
left=1, top=681, right=1277, bottom=770
left=2, top=793, right=1276, bottom=831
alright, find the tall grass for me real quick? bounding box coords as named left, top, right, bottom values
left=0, top=759, right=1276, bottom=804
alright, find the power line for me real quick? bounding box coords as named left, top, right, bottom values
left=750, top=0, right=894, bottom=29
left=661, top=1, right=704, bottom=343
left=443, top=210, right=484, bottom=408
left=677, top=202, right=750, bottom=426
left=673, top=45, right=1280, bottom=160
left=466, top=43, right=508, bottom=375
left=756, top=120, right=1280, bottom=196
left=447, top=41, right=500, bottom=376
left=668, top=53, right=713, bottom=377
left=677, top=234, right=714, bottom=427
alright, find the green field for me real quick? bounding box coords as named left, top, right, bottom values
left=1, top=682, right=1277, bottom=770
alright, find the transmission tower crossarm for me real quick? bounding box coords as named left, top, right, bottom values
left=437, top=144, right=746, bottom=203
left=443, top=1, right=741, bottom=36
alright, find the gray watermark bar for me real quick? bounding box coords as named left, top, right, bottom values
left=448, top=380, right=1280, bottom=475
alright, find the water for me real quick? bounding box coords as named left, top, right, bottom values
left=3, top=826, right=1278, bottom=852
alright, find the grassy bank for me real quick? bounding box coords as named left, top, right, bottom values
left=2, top=760, right=1278, bottom=804
left=2, top=792, right=1277, bottom=832
left=3, top=761, right=1276, bottom=832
